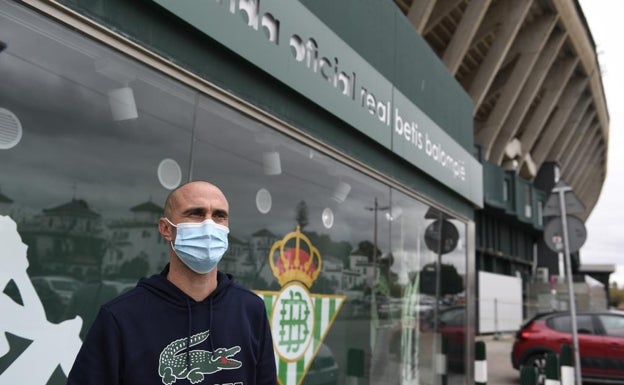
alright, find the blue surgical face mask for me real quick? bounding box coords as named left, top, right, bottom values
left=165, top=218, right=229, bottom=274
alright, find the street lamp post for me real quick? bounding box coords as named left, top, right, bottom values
left=365, top=197, right=390, bottom=281
left=364, top=197, right=390, bottom=355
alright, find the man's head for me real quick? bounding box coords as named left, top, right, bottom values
left=158, top=181, right=230, bottom=274
left=159, top=181, right=229, bottom=241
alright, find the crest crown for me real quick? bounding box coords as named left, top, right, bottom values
left=269, top=226, right=322, bottom=287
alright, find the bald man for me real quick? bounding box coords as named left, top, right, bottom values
left=67, top=181, right=278, bottom=385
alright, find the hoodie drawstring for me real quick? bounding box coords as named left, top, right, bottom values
left=208, top=297, right=215, bottom=352
left=186, top=297, right=215, bottom=371
left=186, top=299, right=192, bottom=371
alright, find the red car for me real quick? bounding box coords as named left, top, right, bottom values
left=511, top=310, right=624, bottom=384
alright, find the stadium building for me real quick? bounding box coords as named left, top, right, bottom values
left=0, top=1, right=608, bottom=384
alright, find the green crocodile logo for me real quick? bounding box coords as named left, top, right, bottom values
left=158, top=330, right=242, bottom=384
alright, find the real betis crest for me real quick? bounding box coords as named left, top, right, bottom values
left=255, top=226, right=344, bottom=385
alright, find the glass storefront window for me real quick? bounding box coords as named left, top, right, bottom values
left=0, top=2, right=471, bottom=384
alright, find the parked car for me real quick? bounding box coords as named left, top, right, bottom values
left=22, top=276, right=65, bottom=323
left=30, top=275, right=82, bottom=306
left=511, top=310, right=624, bottom=384
left=428, top=306, right=466, bottom=371
left=302, top=342, right=339, bottom=385
left=391, top=306, right=467, bottom=371
left=102, top=278, right=137, bottom=295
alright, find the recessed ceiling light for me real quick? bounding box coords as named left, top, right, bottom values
left=0, top=108, right=22, bottom=150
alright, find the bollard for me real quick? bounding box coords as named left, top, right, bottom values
left=475, top=340, right=487, bottom=385
left=560, top=345, right=574, bottom=385
left=545, top=352, right=560, bottom=385
left=520, top=365, right=538, bottom=385
left=436, top=334, right=448, bottom=385
left=346, top=348, right=364, bottom=385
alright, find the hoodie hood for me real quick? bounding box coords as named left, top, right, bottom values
left=137, top=263, right=234, bottom=307
left=137, top=264, right=235, bottom=370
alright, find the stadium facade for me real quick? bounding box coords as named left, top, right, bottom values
left=0, top=1, right=607, bottom=384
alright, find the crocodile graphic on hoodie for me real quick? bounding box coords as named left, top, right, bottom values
left=158, top=330, right=242, bottom=384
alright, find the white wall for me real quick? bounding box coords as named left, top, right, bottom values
left=478, top=271, right=523, bottom=333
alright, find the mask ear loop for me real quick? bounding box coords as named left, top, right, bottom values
left=164, top=218, right=178, bottom=253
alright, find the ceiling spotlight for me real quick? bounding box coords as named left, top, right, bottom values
left=332, top=181, right=351, bottom=203
left=108, top=86, right=138, bottom=121
left=262, top=151, right=282, bottom=175
left=0, top=108, right=23, bottom=150
left=385, top=207, right=403, bottom=221
left=255, top=188, right=272, bottom=214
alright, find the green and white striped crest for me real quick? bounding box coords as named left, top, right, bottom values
left=256, top=282, right=344, bottom=385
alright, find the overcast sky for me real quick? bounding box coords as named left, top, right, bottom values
left=577, top=1, right=624, bottom=286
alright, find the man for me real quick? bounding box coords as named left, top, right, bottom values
left=67, top=181, right=278, bottom=385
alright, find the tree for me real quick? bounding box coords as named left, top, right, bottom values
left=295, top=200, right=308, bottom=229
left=610, top=282, right=624, bottom=308
left=352, top=240, right=381, bottom=262
left=304, top=231, right=352, bottom=265
left=419, top=262, right=463, bottom=296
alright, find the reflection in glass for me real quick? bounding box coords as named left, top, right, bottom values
left=321, top=207, right=334, bottom=229
left=107, top=86, right=138, bottom=121
left=157, top=158, right=183, bottom=190
left=0, top=3, right=193, bottom=383
left=0, top=108, right=22, bottom=150
left=262, top=151, right=282, bottom=175
left=255, top=188, right=272, bottom=214
left=331, top=181, right=351, bottom=203
left=0, top=2, right=471, bottom=384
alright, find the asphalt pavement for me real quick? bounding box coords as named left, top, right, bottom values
left=480, top=333, right=520, bottom=385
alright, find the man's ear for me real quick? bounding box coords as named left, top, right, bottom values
left=158, top=218, right=174, bottom=242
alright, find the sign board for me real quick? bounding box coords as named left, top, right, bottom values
left=543, top=215, right=587, bottom=253
left=424, top=219, right=459, bottom=255
left=543, top=181, right=585, bottom=217
left=152, top=0, right=483, bottom=206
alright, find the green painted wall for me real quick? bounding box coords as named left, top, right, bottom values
left=482, top=161, right=546, bottom=229
left=56, top=0, right=476, bottom=218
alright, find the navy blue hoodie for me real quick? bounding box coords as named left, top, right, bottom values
left=67, top=266, right=277, bottom=385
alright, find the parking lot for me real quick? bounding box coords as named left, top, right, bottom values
left=481, top=333, right=519, bottom=385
